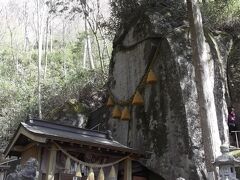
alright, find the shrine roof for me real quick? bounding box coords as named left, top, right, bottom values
left=4, top=119, right=140, bottom=157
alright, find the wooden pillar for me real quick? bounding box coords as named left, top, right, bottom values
left=46, top=144, right=57, bottom=180
left=124, top=158, right=132, bottom=180
left=0, top=172, right=4, bottom=180
left=37, top=146, right=42, bottom=180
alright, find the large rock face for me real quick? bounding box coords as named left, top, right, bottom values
left=107, top=10, right=232, bottom=179
left=228, top=39, right=240, bottom=111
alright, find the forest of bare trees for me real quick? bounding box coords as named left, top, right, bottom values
left=0, top=0, right=111, bottom=149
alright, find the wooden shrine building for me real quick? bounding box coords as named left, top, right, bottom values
left=4, top=119, right=144, bottom=180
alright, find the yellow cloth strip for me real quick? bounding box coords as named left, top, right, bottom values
left=54, top=142, right=131, bottom=168
left=97, top=168, right=104, bottom=180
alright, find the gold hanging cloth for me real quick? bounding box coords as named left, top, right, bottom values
left=132, top=91, right=144, bottom=105
left=108, top=166, right=116, bottom=178
left=97, top=168, right=105, bottom=180
left=112, top=106, right=121, bottom=119
left=87, top=168, right=95, bottom=180
left=64, top=157, right=71, bottom=174
left=121, top=107, right=130, bottom=121
left=75, top=163, right=82, bottom=177
left=106, top=96, right=114, bottom=107
left=146, top=69, right=157, bottom=84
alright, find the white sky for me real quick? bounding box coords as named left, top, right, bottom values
left=0, top=0, right=111, bottom=45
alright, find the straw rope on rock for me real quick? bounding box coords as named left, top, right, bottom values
left=106, top=45, right=162, bottom=122
left=107, top=44, right=161, bottom=106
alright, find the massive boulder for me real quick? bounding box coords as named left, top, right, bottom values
left=107, top=9, right=232, bottom=180
left=228, top=39, right=240, bottom=111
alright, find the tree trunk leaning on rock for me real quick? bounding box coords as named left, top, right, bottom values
left=186, top=0, right=222, bottom=178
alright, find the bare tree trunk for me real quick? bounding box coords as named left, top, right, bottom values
left=83, top=17, right=95, bottom=69
left=9, top=29, right=17, bottom=71
left=80, top=0, right=109, bottom=71
left=49, top=18, right=53, bottom=53
left=85, top=18, right=95, bottom=69
left=24, top=25, right=29, bottom=52
left=92, top=32, right=104, bottom=72
left=187, top=0, right=221, bottom=178
left=6, top=11, right=17, bottom=73
left=83, top=38, right=87, bottom=69
left=99, top=28, right=110, bottom=60
left=87, top=34, right=94, bottom=69
left=44, top=16, right=49, bottom=80
left=95, top=0, right=105, bottom=73
left=23, top=2, right=29, bottom=52
left=62, top=19, right=67, bottom=78
left=37, top=0, right=44, bottom=119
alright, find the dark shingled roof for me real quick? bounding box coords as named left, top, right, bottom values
left=5, top=119, right=139, bottom=157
